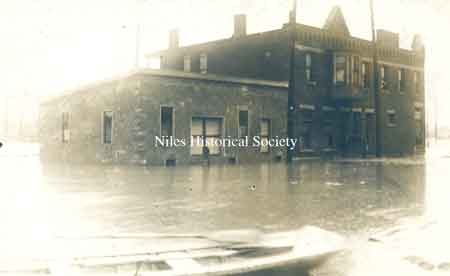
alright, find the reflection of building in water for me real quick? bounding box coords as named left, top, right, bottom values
left=39, top=6, right=426, bottom=165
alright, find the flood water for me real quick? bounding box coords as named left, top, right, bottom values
left=1, top=141, right=449, bottom=275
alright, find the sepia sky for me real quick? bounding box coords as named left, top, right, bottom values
left=1, top=0, right=449, bottom=126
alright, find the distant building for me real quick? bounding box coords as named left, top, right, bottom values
left=39, top=6, right=426, bottom=165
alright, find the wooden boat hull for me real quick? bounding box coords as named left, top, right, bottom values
left=0, top=226, right=344, bottom=276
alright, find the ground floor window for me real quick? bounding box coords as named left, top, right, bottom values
left=160, top=106, right=174, bottom=137
left=102, top=111, right=113, bottom=144
left=191, top=117, right=222, bottom=156
left=238, top=109, right=249, bottom=138
left=62, top=112, right=69, bottom=143
left=327, top=134, right=334, bottom=148
left=300, top=110, right=313, bottom=150
left=259, top=119, right=271, bottom=153
left=415, top=108, right=423, bottom=145
left=387, top=111, right=397, bottom=127
left=352, top=112, right=362, bottom=137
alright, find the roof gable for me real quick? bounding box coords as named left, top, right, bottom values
left=323, top=6, right=350, bottom=36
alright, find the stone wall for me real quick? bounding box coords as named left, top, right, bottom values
left=39, top=73, right=288, bottom=165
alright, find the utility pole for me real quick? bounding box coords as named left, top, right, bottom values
left=135, top=23, right=141, bottom=69
left=370, top=0, right=382, bottom=157
left=287, top=0, right=297, bottom=163
left=135, top=0, right=144, bottom=70
left=434, top=89, right=438, bottom=143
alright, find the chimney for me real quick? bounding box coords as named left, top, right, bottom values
left=169, top=29, right=179, bottom=49
left=376, top=29, right=399, bottom=48
left=233, top=14, right=247, bottom=38
left=412, top=34, right=425, bottom=56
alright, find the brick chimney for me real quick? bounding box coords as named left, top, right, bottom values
left=169, top=29, right=179, bottom=49
left=233, top=14, right=247, bottom=38
left=412, top=34, right=425, bottom=56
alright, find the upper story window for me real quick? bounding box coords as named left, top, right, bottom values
left=335, top=55, right=346, bottom=84
left=102, top=111, right=113, bottom=144
left=362, top=62, right=370, bottom=88
left=380, top=66, right=387, bottom=89
left=183, top=56, right=191, bottom=72
left=399, top=68, right=406, bottom=92
left=200, top=53, right=208, bottom=74
left=351, top=56, right=360, bottom=86
left=305, top=53, right=312, bottom=81
left=414, top=71, right=421, bottom=93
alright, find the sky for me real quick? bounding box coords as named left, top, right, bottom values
left=0, top=0, right=449, bottom=127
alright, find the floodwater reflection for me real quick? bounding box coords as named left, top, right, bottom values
left=1, top=143, right=442, bottom=274
left=5, top=156, right=427, bottom=237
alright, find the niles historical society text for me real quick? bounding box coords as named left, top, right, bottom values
left=155, top=136, right=298, bottom=150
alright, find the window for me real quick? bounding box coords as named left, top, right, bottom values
left=191, top=117, right=222, bottom=156
left=200, top=54, right=208, bottom=74
left=300, top=110, right=313, bottom=150
left=362, top=62, right=370, bottom=88
left=160, top=106, right=174, bottom=138
left=103, top=111, right=113, bottom=144
left=259, top=119, right=271, bottom=153
left=352, top=56, right=360, bottom=86
left=335, top=55, right=346, bottom=84
left=159, top=56, right=165, bottom=69
left=415, top=107, right=423, bottom=145
left=380, top=66, right=387, bottom=89
left=323, top=111, right=334, bottom=127
left=183, top=56, right=191, bottom=72
left=327, top=134, right=334, bottom=148
left=238, top=110, right=249, bottom=138
left=387, top=111, right=397, bottom=127
left=414, top=107, right=422, bottom=120
left=352, top=112, right=362, bottom=137
left=62, top=112, right=69, bottom=143
left=399, top=69, right=406, bottom=92
left=415, top=72, right=421, bottom=93
left=305, top=53, right=312, bottom=81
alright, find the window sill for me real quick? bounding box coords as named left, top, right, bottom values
left=387, top=124, right=397, bottom=128
left=322, top=148, right=337, bottom=152
left=307, top=81, right=317, bottom=86
left=299, top=149, right=314, bottom=153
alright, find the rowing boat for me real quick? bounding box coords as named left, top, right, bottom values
left=0, top=225, right=344, bottom=276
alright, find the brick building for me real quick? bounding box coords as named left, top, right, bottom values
left=39, top=6, right=426, bottom=165
left=147, top=6, right=426, bottom=157
left=39, top=70, right=288, bottom=165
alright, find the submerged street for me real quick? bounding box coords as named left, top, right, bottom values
left=0, top=142, right=449, bottom=275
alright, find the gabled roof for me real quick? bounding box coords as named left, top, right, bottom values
left=323, top=6, right=350, bottom=37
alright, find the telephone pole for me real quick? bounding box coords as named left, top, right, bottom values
left=287, top=0, right=297, bottom=163
left=370, top=0, right=382, bottom=157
